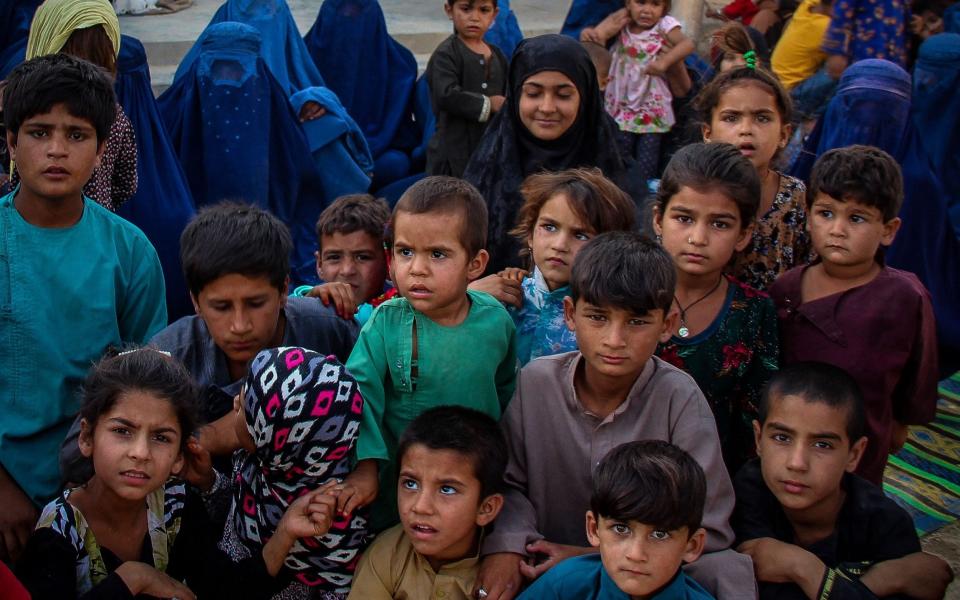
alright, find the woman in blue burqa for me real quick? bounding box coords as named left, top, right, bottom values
left=789, top=59, right=960, bottom=374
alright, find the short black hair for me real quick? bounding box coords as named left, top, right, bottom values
left=591, top=440, right=706, bottom=534
left=808, top=145, right=903, bottom=222
left=3, top=53, right=115, bottom=144
left=656, top=142, right=761, bottom=228
left=759, top=362, right=867, bottom=442
left=390, top=176, right=488, bottom=258
left=315, top=194, right=390, bottom=249
left=397, top=406, right=507, bottom=498
left=570, top=231, right=675, bottom=315
left=81, top=348, right=199, bottom=453
left=181, top=202, right=292, bottom=297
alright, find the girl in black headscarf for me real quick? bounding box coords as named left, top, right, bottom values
left=464, top=34, right=644, bottom=273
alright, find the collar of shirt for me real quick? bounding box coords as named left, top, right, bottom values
left=563, top=353, right=658, bottom=425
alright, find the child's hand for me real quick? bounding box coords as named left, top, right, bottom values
left=335, top=459, right=379, bottom=518
left=308, top=282, right=359, bottom=320
left=298, top=101, right=327, bottom=123
left=579, top=26, right=602, bottom=43
left=277, top=481, right=340, bottom=540
left=490, top=95, right=506, bottom=113
left=645, top=59, right=669, bottom=77
left=498, top=267, right=529, bottom=283
left=738, top=537, right=826, bottom=597
left=174, top=436, right=215, bottom=492
left=469, top=273, right=524, bottom=308
left=474, top=552, right=525, bottom=600
left=0, top=471, right=39, bottom=562
left=116, top=562, right=196, bottom=600
left=519, top=540, right=595, bottom=580
left=890, top=421, right=909, bottom=453
left=593, top=8, right=631, bottom=42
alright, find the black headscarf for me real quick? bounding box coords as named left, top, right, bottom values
left=464, top=34, right=645, bottom=273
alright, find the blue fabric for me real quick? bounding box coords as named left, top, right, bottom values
left=946, top=3, right=960, bottom=33
left=485, top=0, right=524, bottom=58
left=912, top=34, right=960, bottom=237
left=158, top=22, right=327, bottom=286
left=409, top=75, right=436, bottom=172
left=560, top=0, right=623, bottom=40
left=173, top=0, right=324, bottom=96
left=0, top=36, right=27, bottom=79
left=304, top=0, right=418, bottom=160
left=290, top=86, right=374, bottom=200
left=0, top=0, right=39, bottom=56
left=790, top=68, right=838, bottom=122
left=114, top=35, right=196, bottom=323
left=789, top=59, right=960, bottom=374
left=509, top=269, right=578, bottom=366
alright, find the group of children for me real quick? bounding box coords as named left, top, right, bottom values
left=0, top=0, right=957, bottom=598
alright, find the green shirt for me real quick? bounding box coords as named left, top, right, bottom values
left=348, top=290, right=517, bottom=530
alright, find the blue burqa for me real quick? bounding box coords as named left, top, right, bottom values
left=158, top=22, right=326, bottom=286
left=0, top=37, right=27, bottom=79
left=560, top=0, right=622, bottom=40
left=0, top=0, right=40, bottom=56
left=789, top=59, right=960, bottom=373
left=114, top=35, right=196, bottom=322
left=485, top=0, right=524, bottom=58
left=173, top=0, right=325, bottom=96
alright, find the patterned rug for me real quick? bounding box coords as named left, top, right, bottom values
left=884, top=372, right=960, bottom=537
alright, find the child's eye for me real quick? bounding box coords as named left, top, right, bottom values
left=628, top=318, right=649, bottom=326
left=400, top=478, right=419, bottom=491
left=721, top=113, right=738, bottom=123
left=713, top=220, right=731, bottom=230
left=111, top=427, right=131, bottom=436
left=849, top=215, right=866, bottom=224
left=612, top=523, right=631, bottom=535
left=650, top=530, right=671, bottom=540
left=817, top=209, right=833, bottom=218
left=587, top=314, right=607, bottom=322
left=431, top=250, right=447, bottom=259
left=69, top=131, right=87, bottom=141
left=674, top=215, right=693, bottom=224
left=397, top=247, right=413, bottom=258
left=439, top=485, right=458, bottom=495
left=541, top=223, right=557, bottom=232
left=772, top=433, right=790, bottom=443
left=323, top=253, right=342, bottom=262
left=153, top=433, right=172, bottom=444
left=756, top=114, right=772, bottom=124
left=355, top=253, right=374, bottom=262
left=574, top=232, right=591, bottom=241
left=29, top=129, right=48, bottom=138
left=813, top=441, right=834, bottom=450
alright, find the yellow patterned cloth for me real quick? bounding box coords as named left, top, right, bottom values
left=25, top=0, right=120, bottom=60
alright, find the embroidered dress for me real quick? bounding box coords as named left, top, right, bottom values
left=509, top=268, right=577, bottom=366
left=605, top=16, right=680, bottom=134
left=656, top=276, right=779, bottom=474
left=821, top=0, right=908, bottom=66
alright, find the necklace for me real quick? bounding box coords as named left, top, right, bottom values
left=674, top=277, right=723, bottom=338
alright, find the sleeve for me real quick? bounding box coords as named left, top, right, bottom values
left=817, top=568, right=883, bottom=600
left=891, top=287, right=938, bottom=425
left=16, top=528, right=134, bottom=600
left=119, top=237, right=168, bottom=343
left=516, top=571, right=564, bottom=599
left=495, top=317, right=518, bottom=411
left=659, top=14, right=683, bottom=32
left=109, top=110, right=138, bottom=207
left=345, top=541, right=396, bottom=600
left=821, top=0, right=856, bottom=56
left=347, top=313, right=392, bottom=462
left=428, top=44, right=490, bottom=121
left=481, top=378, right=544, bottom=556
left=731, top=460, right=780, bottom=543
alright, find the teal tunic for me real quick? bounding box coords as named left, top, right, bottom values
left=0, top=191, right=167, bottom=503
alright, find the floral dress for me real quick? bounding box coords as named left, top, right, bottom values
left=604, top=16, right=681, bottom=133
left=657, top=276, right=779, bottom=474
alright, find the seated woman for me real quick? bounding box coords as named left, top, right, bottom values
left=464, top=34, right=645, bottom=274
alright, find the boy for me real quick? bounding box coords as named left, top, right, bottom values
left=292, top=193, right=395, bottom=323
left=520, top=440, right=714, bottom=599
left=0, top=54, right=166, bottom=560
left=769, top=145, right=938, bottom=485
left=734, top=362, right=953, bottom=599
left=426, top=0, right=508, bottom=177
left=475, top=232, right=755, bottom=600
left=338, top=176, right=517, bottom=533
left=348, top=406, right=507, bottom=599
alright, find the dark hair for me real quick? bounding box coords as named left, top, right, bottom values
left=570, top=231, right=675, bottom=315
left=2, top=53, right=115, bottom=145
left=709, top=22, right=755, bottom=67
left=315, top=194, right=390, bottom=249
left=582, top=41, right=612, bottom=78
left=390, top=176, right=488, bottom=257
left=80, top=348, right=199, bottom=452
left=694, top=66, right=793, bottom=126
left=624, top=0, right=674, bottom=17
left=655, top=142, right=761, bottom=228
left=807, top=145, right=903, bottom=222
left=61, top=24, right=117, bottom=75
left=511, top=167, right=636, bottom=260
left=397, top=406, right=507, bottom=498
left=181, top=202, right=292, bottom=297
left=591, top=440, right=706, bottom=533
left=759, top=362, right=867, bottom=442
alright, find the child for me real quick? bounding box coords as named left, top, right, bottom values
left=292, top=193, right=396, bottom=324
left=426, top=0, right=508, bottom=177
left=734, top=362, right=954, bottom=599
left=16, top=348, right=337, bottom=599
left=519, top=440, right=714, bottom=599
left=475, top=232, right=755, bottom=599
left=653, top=143, right=779, bottom=475
left=596, top=0, right=696, bottom=184
left=339, top=176, right=517, bottom=532
left=696, top=66, right=811, bottom=291
left=348, top=406, right=507, bottom=599
left=710, top=21, right=765, bottom=72
left=0, top=53, right=166, bottom=559
left=582, top=40, right=613, bottom=91
left=769, top=146, right=938, bottom=485
left=771, top=0, right=835, bottom=124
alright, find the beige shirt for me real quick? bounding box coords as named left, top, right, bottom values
left=348, top=525, right=479, bottom=600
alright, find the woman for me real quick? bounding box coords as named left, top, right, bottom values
left=465, top=34, right=644, bottom=273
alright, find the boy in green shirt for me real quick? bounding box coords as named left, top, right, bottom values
left=338, top=176, right=517, bottom=532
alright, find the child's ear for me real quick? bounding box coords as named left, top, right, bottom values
left=171, top=449, right=185, bottom=477
left=845, top=436, right=868, bottom=472
left=681, top=527, right=707, bottom=564
left=585, top=511, right=602, bottom=548
left=880, top=217, right=901, bottom=247
left=652, top=205, right=664, bottom=237
left=753, top=419, right=763, bottom=456
left=467, top=249, right=490, bottom=281
left=778, top=121, right=793, bottom=150
left=94, top=139, right=107, bottom=170
left=443, top=1, right=454, bottom=19
left=476, top=493, right=504, bottom=527
left=658, top=308, right=678, bottom=343
left=190, top=292, right=201, bottom=316
left=734, top=222, right=755, bottom=253
left=279, top=276, right=290, bottom=308
left=563, top=296, right=577, bottom=332
left=78, top=418, right=95, bottom=458
left=701, top=122, right=712, bottom=143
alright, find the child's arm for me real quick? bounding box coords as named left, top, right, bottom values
left=302, top=281, right=359, bottom=320
left=890, top=287, right=939, bottom=435
left=859, top=552, right=954, bottom=600
left=428, top=46, right=502, bottom=123
left=468, top=270, right=528, bottom=308
left=738, top=537, right=828, bottom=599
left=580, top=8, right=630, bottom=44
left=646, top=25, right=696, bottom=77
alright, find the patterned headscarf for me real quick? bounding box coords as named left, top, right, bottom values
left=25, top=0, right=120, bottom=60
left=233, top=347, right=367, bottom=591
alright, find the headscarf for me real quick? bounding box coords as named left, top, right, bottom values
left=114, top=35, right=196, bottom=322
left=788, top=59, right=960, bottom=374
left=25, top=0, right=120, bottom=60
left=234, top=347, right=368, bottom=592
left=464, top=34, right=644, bottom=273
left=173, top=0, right=324, bottom=96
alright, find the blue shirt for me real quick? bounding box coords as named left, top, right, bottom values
left=509, top=268, right=577, bottom=366
left=519, top=554, right=715, bottom=600
left=0, top=192, right=166, bottom=503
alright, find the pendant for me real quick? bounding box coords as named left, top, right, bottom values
left=678, top=326, right=690, bottom=338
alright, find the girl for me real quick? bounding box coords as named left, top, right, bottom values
left=597, top=0, right=695, bottom=184
left=16, top=348, right=337, bottom=599
left=695, top=66, right=811, bottom=291
left=653, top=142, right=779, bottom=474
